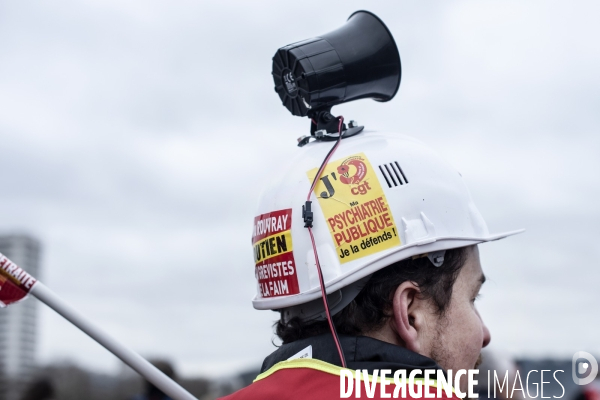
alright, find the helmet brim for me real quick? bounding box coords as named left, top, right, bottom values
left=252, top=228, right=525, bottom=310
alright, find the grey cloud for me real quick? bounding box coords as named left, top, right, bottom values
left=1, top=0, right=599, bottom=377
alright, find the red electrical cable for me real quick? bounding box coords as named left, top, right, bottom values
left=305, top=116, right=347, bottom=368
left=307, top=226, right=347, bottom=368
left=306, top=117, right=345, bottom=200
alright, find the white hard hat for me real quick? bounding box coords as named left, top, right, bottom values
left=251, top=131, right=522, bottom=312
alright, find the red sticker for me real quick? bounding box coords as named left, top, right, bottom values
left=0, top=253, right=37, bottom=307
left=252, top=209, right=299, bottom=298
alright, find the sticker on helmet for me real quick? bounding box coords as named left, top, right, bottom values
left=252, top=209, right=299, bottom=298
left=307, top=153, right=401, bottom=264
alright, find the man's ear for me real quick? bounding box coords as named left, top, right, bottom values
left=390, top=281, right=425, bottom=354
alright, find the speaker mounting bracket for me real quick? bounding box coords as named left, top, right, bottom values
left=308, top=108, right=344, bottom=135
left=296, top=107, right=364, bottom=147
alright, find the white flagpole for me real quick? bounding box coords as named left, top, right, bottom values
left=31, top=282, right=198, bottom=400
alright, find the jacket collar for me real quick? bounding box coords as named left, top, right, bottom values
left=261, top=334, right=442, bottom=375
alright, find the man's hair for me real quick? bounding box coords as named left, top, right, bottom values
left=276, top=246, right=469, bottom=344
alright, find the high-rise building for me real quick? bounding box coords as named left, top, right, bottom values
left=0, top=235, right=41, bottom=400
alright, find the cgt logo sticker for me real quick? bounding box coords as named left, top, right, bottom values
left=337, top=157, right=367, bottom=184
left=307, top=152, right=401, bottom=264
left=572, top=351, right=598, bottom=385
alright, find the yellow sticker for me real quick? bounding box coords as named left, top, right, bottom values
left=307, top=152, right=401, bottom=263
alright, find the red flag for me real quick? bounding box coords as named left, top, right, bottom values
left=0, top=253, right=37, bottom=307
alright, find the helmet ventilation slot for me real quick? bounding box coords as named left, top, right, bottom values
left=378, top=162, right=408, bottom=188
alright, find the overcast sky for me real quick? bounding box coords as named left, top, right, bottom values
left=0, top=0, right=599, bottom=379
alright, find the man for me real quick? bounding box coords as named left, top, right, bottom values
left=224, top=132, right=521, bottom=399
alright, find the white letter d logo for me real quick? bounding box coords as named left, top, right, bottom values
left=573, top=351, right=598, bottom=385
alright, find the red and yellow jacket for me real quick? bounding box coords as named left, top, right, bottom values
left=221, top=335, right=461, bottom=400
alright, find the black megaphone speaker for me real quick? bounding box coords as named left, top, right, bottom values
left=272, top=10, right=401, bottom=120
